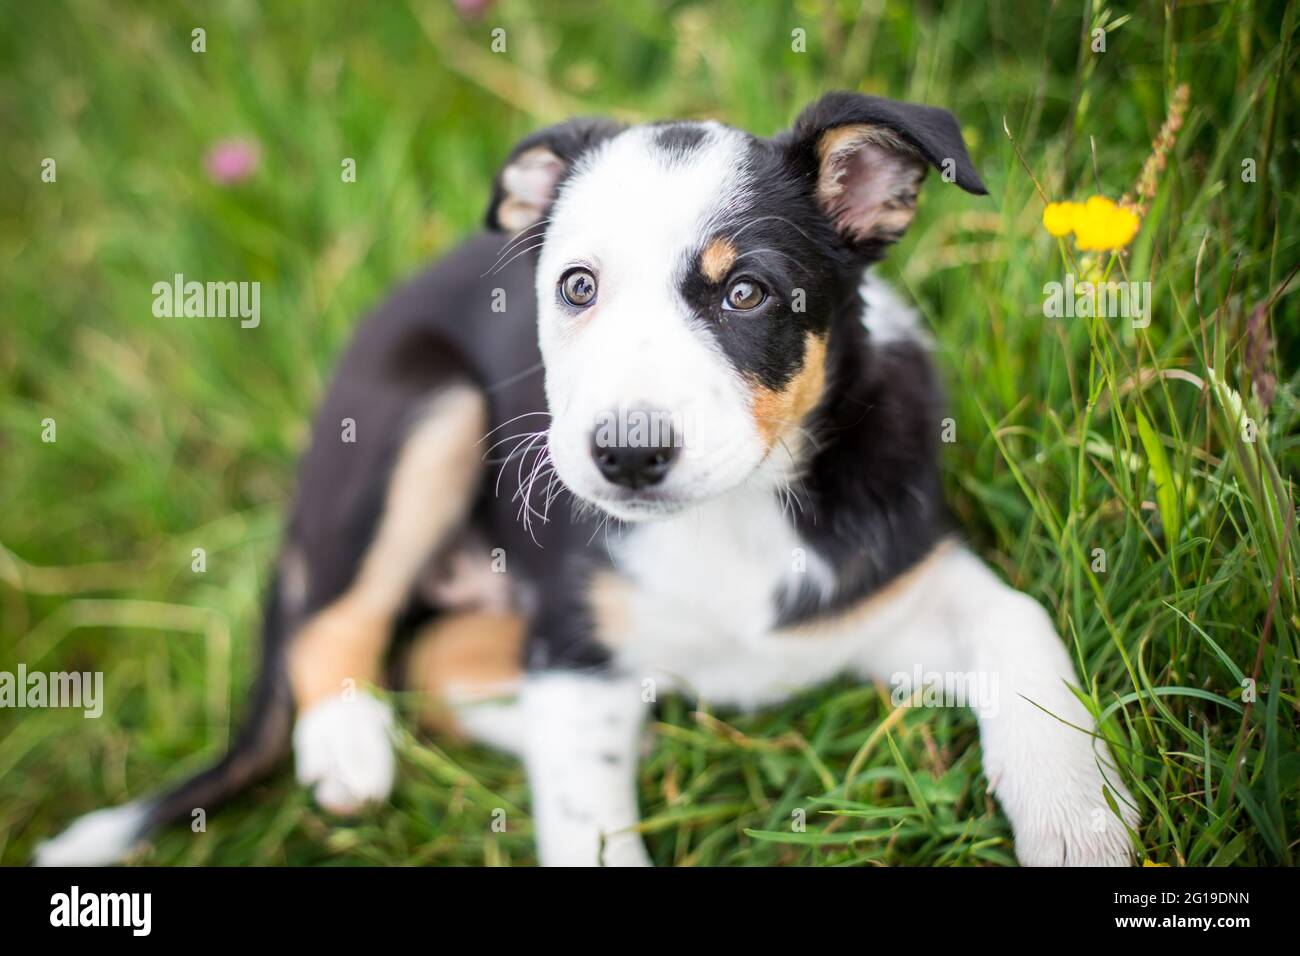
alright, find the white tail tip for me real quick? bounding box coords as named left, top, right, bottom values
left=34, top=801, right=150, bottom=866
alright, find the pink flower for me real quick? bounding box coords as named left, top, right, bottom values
left=453, top=0, right=494, bottom=18
left=204, top=138, right=260, bottom=184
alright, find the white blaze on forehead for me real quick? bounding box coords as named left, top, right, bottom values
left=534, top=122, right=774, bottom=518
left=540, top=123, right=752, bottom=281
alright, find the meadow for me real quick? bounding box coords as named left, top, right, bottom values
left=1, top=0, right=1296, bottom=866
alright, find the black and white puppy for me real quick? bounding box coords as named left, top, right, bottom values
left=38, top=93, right=1139, bottom=867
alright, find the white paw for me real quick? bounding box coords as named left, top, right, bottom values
left=537, top=827, right=652, bottom=867
left=34, top=801, right=150, bottom=867
left=601, top=831, right=653, bottom=867
left=293, top=692, right=396, bottom=815
left=1009, top=776, right=1139, bottom=867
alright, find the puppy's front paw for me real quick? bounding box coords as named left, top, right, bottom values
left=601, top=831, right=653, bottom=867
left=1010, top=778, right=1138, bottom=867
left=538, top=827, right=652, bottom=867
left=293, top=692, right=396, bottom=815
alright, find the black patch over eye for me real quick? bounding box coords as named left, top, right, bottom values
left=723, top=278, right=767, bottom=311
left=560, top=268, right=597, bottom=307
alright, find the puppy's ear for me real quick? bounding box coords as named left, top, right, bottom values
left=782, top=92, right=986, bottom=246
left=485, top=118, right=625, bottom=233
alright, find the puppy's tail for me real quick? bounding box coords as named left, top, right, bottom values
left=34, top=581, right=295, bottom=866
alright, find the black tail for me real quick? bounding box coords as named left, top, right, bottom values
left=138, top=578, right=295, bottom=836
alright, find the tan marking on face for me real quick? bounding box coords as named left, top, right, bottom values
left=775, top=539, right=954, bottom=638
left=587, top=569, right=637, bottom=649
left=699, top=235, right=738, bottom=283
left=288, top=385, right=488, bottom=711
left=406, top=611, right=525, bottom=737
left=748, top=333, right=827, bottom=448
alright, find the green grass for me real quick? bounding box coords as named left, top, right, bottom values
left=1, top=0, right=1297, bottom=866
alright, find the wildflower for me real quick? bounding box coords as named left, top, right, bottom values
left=1042, top=195, right=1140, bottom=252
left=1073, top=196, right=1140, bottom=251
left=453, top=0, right=495, bottom=17
left=1042, top=201, right=1081, bottom=237
left=204, top=138, right=260, bottom=185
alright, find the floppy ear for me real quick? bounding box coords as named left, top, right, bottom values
left=485, top=118, right=625, bottom=233
left=782, top=92, right=986, bottom=246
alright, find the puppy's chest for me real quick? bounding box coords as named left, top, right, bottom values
left=602, top=491, right=863, bottom=707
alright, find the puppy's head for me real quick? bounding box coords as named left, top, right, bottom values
left=486, top=94, right=985, bottom=521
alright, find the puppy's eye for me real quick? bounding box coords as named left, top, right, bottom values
left=723, top=278, right=766, bottom=311
left=559, top=268, right=597, bottom=307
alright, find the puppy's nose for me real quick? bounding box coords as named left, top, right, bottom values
left=590, top=414, right=678, bottom=489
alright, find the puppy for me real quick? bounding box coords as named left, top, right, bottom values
left=38, top=92, right=1139, bottom=867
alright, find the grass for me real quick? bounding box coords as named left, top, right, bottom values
left=1, top=0, right=1296, bottom=867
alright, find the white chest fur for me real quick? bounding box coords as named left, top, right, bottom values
left=604, top=485, right=923, bottom=709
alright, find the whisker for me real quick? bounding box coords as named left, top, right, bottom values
left=480, top=410, right=551, bottom=445
left=489, top=239, right=548, bottom=276
left=542, top=470, right=564, bottom=520
left=514, top=432, right=546, bottom=507
left=774, top=436, right=813, bottom=522
left=526, top=466, right=557, bottom=518
left=494, top=431, right=545, bottom=498
left=754, top=414, right=824, bottom=454
left=483, top=426, right=548, bottom=462
left=588, top=511, right=611, bottom=547
left=514, top=445, right=551, bottom=509
left=481, top=219, right=552, bottom=276
left=732, top=247, right=810, bottom=276
left=486, top=362, right=545, bottom=393
left=731, top=213, right=819, bottom=246
left=527, top=456, right=556, bottom=527
left=514, top=435, right=553, bottom=543
left=602, top=511, right=624, bottom=552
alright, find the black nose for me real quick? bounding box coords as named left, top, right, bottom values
left=590, top=417, right=679, bottom=489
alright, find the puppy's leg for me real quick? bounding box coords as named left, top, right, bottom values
left=405, top=610, right=527, bottom=755
left=865, top=545, right=1138, bottom=866
left=520, top=670, right=651, bottom=866
left=289, top=383, right=487, bottom=813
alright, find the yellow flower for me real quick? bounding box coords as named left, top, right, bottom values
left=1073, top=196, right=1141, bottom=251
left=1042, top=195, right=1141, bottom=251
left=1042, top=201, right=1080, bottom=237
